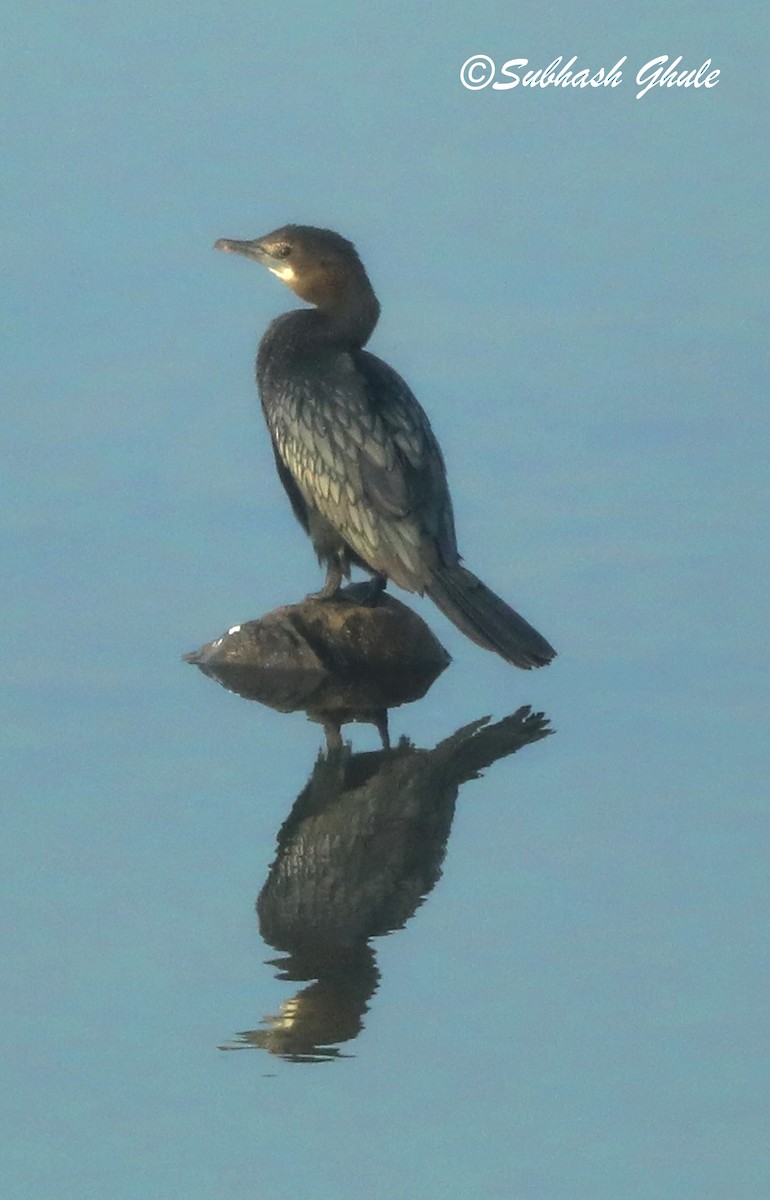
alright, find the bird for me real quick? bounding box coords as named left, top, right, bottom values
left=214, top=224, right=556, bottom=670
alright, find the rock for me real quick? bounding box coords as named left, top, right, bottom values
left=184, top=584, right=451, bottom=745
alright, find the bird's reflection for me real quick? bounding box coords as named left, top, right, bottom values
left=218, top=705, right=551, bottom=1063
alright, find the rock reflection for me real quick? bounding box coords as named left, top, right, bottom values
left=220, top=706, right=552, bottom=1063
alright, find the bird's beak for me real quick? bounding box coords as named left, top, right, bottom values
left=214, top=237, right=271, bottom=262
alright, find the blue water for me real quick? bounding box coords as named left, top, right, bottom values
left=3, top=4, right=767, bottom=1198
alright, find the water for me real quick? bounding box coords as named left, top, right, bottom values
left=4, top=4, right=767, bottom=1198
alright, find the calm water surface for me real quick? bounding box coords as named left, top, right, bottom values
left=5, top=438, right=766, bottom=1199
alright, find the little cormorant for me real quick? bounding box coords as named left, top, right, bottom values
left=214, top=225, right=556, bottom=670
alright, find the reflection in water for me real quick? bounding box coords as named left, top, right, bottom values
left=225, top=944, right=379, bottom=1063
left=220, top=707, right=552, bottom=1063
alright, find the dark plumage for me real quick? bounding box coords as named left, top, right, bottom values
left=214, top=224, right=556, bottom=669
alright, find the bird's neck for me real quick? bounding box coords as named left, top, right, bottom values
left=313, top=279, right=381, bottom=349
left=257, top=295, right=379, bottom=376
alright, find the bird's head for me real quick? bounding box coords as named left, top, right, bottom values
left=214, top=224, right=374, bottom=313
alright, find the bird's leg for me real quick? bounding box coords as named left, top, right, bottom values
left=322, top=719, right=343, bottom=753
left=374, top=710, right=390, bottom=750
left=306, top=559, right=343, bottom=602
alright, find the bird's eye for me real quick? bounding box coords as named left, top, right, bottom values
left=274, top=243, right=292, bottom=259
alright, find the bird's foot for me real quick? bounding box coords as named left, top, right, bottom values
left=357, top=574, right=388, bottom=607
left=334, top=575, right=388, bottom=608
left=305, top=563, right=344, bottom=602
left=305, top=583, right=341, bottom=602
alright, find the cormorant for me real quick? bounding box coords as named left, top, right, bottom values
left=214, top=225, right=556, bottom=670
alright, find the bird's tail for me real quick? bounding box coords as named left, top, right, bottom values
left=426, top=564, right=556, bottom=670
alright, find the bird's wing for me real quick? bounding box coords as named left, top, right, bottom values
left=354, top=352, right=439, bottom=509
left=262, top=349, right=458, bottom=590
